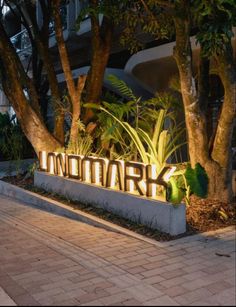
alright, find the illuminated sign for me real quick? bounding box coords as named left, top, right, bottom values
left=39, top=151, right=176, bottom=201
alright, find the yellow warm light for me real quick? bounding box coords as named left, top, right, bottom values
left=39, top=151, right=175, bottom=201
left=58, top=153, right=65, bottom=177
left=151, top=164, right=157, bottom=197
left=84, top=161, right=90, bottom=182
left=110, top=164, right=117, bottom=188
left=47, top=152, right=58, bottom=174
left=71, top=158, right=78, bottom=176
left=129, top=167, right=135, bottom=192
left=41, top=151, right=47, bottom=170
left=49, top=158, right=54, bottom=174
left=163, top=166, right=177, bottom=182
left=140, top=180, right=147, bottom=193
left=94, top=162, right=100, bottom=184
left=110, top=160, right=124, bottom=189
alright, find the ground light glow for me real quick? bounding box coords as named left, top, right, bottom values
left=39, top=151, right=176, bottom=201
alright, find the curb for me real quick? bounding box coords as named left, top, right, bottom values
left=0, top=159, right=35, bottom=178
left=0, top=180, right=165, bottom=247
left=0, top=180, right=234, bottom=248
left=0, top=287, right=17, bottom=306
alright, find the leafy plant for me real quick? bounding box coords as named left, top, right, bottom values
left=67, top=133, right=93, bottom=156
left=166, top=176, right=185, bottom=204
left=193, top=0, right=236, bottom=57
left=58, top=121, right=93, bottom=156
left=84, top=76, right=188, bottom=201
left=85, top=75, right=186, bottom=164
left=167, top=163, right=209, bottom=204
left=89, top=105, right=186, bottom=169
left=0, top=113, right=33, bottom=162
left=28, top=161, right=39, bottom=176
left=185, top=163, right=209, bottom=198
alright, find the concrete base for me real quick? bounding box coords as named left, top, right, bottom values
left=34, top=171, right=186, bottom=235
left=0, top=159, right=35, bottom=178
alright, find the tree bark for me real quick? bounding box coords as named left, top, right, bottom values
left=173, top=7, right=234, bottom=202
left=52, top=1, right=87, bottom=145
left=84, top=1, right=114, bottom=123
left=4, top=83, right=61, bottom=154
left=69, top=76, right=87, bottom=144
left=0, top=45, right=61, bottom=155
left=24, top=0, right=65, bottom=144
left=173, top=15, right=209, bottom=167
left=210, top=45, right=236, bottom=200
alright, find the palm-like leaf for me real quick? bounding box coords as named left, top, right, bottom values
left=152, top=109, right=166, bottom=148
left=107, top=75, right=137, bottom=101
left=137, top=128, right=160, bottom=166
left=99, top=106, right=149, bottom=164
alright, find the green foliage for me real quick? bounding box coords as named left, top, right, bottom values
left=27, top=161, right=39, bottom=177
left=113, top=0, right=236, bottom=57
left=168, top=163, right=209, bottom=204
left=84, top=100, right=136, bottom=160
left=194, top=0, right=236, bottom=56
left=57, top=119, right=93, bottom=156
left=117, top=0, right=174, bottom=53
left=185, top=163, right=209, bottom=198
left=67, top=133, right=93, bottom=156
left=84, top=76, right=188, bottom=201
left=85, top=75, right=186, bottom=169
left=107, top=75, right=137, bottom=101
left=87, top=101, right=185, bottom=169
left=0, top=113, right=33, bottom=161
left=76, top=0, right=175, bottom=54
left=167, top=176, right=186, bottom=204
left=76, top=0, right=121, bottom=31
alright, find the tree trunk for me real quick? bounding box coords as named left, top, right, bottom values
left=173, top=16, right=210, bottom=167
left=69, top=76, right=87, bottom=144
left=84, top=48, right=111, bottom=123
left=0, top=18, right=61, bottom=155
left=2, top=63, right=61, bottom=155
left=173, top=11, right=234, bottom=202
left=204, top=160, right=231, bottom=201
left=35, top=37, right=65, bottom=144
left=210, top=45, right=236, bottom=201
left=84, top=6, right=113, bottom=123
left=52, top=1, right=87, bottom=145
left=24, top=0, right=65, bottom=144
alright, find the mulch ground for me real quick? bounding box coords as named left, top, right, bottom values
left=2, top=174, right=236, bottom=242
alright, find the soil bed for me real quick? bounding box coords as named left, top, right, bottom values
left=2, top=174, right=236, bottom=242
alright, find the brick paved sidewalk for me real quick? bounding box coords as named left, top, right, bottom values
left=0, top=195, right=235, bottom=306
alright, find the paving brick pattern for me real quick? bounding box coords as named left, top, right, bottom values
left=0, top=195, right=235, bottom=306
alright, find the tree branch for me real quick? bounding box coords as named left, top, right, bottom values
left=212, top=44, right=236, bottom=168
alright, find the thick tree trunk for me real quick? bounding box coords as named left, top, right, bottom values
left=173, top=16, right=209, bottom=167
left=0, top=18, right=61, bottom=155
left=24, top=0, right=65, bottom=144
left=35, top=37, right=65, bottom=144
left=210, top=45, right=236, bottom=201
left=2, top=64, right=61, bottom=155
left=204, top=160, right=231, bottom=201
left=173, top=12, right=234, bottom=202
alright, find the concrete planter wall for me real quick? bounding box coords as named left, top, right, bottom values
left=0, top=159, right=35, bottom=178
left=34, top=171, right=186, bottom=236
